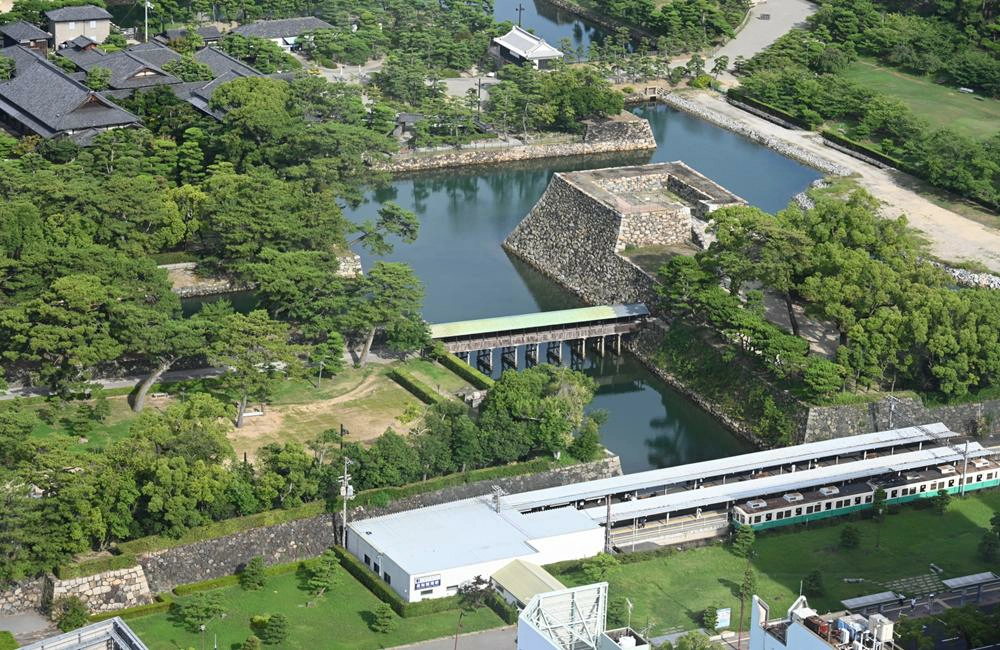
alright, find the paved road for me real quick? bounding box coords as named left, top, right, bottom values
left=707, top=0, right=816, bottom=72
left=0, top=366, right=227, bottom=400
left=390, top=626, right=516, bottom=650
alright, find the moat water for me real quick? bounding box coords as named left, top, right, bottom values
left=185, top=105, right=819, bottom=471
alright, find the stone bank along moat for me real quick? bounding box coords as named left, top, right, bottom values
left=348, top=105, right=820, bottom=471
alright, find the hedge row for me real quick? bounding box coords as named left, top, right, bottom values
left=486, top=591, right=519, bottom=624
left=88, top=594, right=174, bottom=623
left=820, top=130, right=905, bottom=169
left=331, top=546, right=463, bottom=618
left=389, top=369, right=444, bottom=404
left=436, top=352, right=495, bottom=390
left=726, top=89, right=815, bottom=129
left=172, top=559, right=302, bottom=596
left=56, top=553, right=140, bottom=580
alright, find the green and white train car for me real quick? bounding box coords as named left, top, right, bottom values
left=732, top=456, right=1000, bottom=532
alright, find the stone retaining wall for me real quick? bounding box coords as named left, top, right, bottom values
left=503, top=172, right=659, bottom=305
left=47, top=567, right=152, bottom=614
left=378, top=113, right=656, bottom=173
left=139, top=514, right=336, bottom=595
left=726, top=98, right=804, bottom=131
left=803, top=397, right=1000, bottom=442
left=0, top=577, right=44, bottom=615
left=656, top=92, right=851, bottom=177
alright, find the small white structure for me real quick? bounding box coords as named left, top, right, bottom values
left=518, top=583, right=651, bottom=650
left=492, top=26, right=563, bottom=69
left=750, top=595, right=898, bottom=650
left=346, top=495, right=603, bottom=602
left=492, top=559, right=565, bottom=608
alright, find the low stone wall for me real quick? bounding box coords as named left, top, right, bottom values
left=47, top=567, right=152, bottom=614
left=657, top=92, right=851, bottom=177
left=378, top=113, right=656, bottom=173
left=726, top=97, right=804, bottom=131
left=0, top=577, right=44, bottom=615
left=803, top=397, right=1000, bottom=442
left=139, top=514, right=336, bottom=595
left=503, top=172, right=659, bottom=305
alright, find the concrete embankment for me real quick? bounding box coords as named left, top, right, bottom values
left=654, top=91, right=852, bottom=177
left=376, top=113, right=657, bottom=174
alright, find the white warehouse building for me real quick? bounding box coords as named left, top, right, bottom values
left=347, top=496, right=603, bottom=602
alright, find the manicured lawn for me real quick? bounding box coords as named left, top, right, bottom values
left=401, top=358, right=473, bottom=397
left=129, top=570, right=504, bottom=650
left=550, top=491, right=1000, bottom=636
left=841, top=60, right=1000, bottom=140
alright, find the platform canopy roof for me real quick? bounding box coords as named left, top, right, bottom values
left=841, top=592, right=901, bottom=610
left=942, top=572, right=1000, bottom=590
left=581, top=443, right=990, bottom=524
left=502, top=423, right=956, bottom=511
left=429, top=304, right=648, bottom=340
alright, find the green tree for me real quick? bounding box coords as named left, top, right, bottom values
left=711, top=55, right=730, bottom=76
left=370, top=602, right=396, bottom=633
left=991, top=510, right=1000, bottom=537
left=740, top=564, right=757, bottom=602
left=0, top=55, right=14, bottom=81
left=582, top=553, right=620, bottom=582
left=346, top=262, right=427, bottom=366
left=239, top=556, right=267, bottom=591
left=0, top=403, right=38, bottom=469
left=732, top=524, right=755, bottom=558
left=259, top=612, right=289, bottom=645
left=675, top=632, right=713, bottom=650
left=803, top=569, right=825, bottom=596
left=569, top=413, right=605, bottom=462
left=207, top=310, right=301, bottom=427
left=932, top=488, right=951, bottom=515
left=129, top=394, right=233, bottom=464
left=241, top=636, right=262, bottom=650
left=163, top=55, right=213, bottom=81
left=702, top=606, right=718, bottom=630
left=53, top=596, right=89, bottom=632
left=175, top=592, right=226, bottom=632
left=978, top=532, right=999, bottom=561
left=840, top=524, right=861, bottom=549
left=307, top=549, right=344, bottom=596
left=86, top=66, right=111, bottom=90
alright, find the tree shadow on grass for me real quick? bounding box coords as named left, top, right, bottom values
left=719, top=577, right=741, bottom=599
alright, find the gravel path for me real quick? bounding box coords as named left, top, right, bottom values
left=706, top=0, right=816, bottom=71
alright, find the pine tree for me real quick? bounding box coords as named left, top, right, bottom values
left=239, top=556, right=266, bottom=591
left=370, top=603, right=396, bottom=633
left=259, top=613, right=288, bottom=645
left=732, top=524, right=755, bottom=558
left=307, top=549, right=343, bottom=596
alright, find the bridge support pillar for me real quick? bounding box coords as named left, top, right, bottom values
left=525, top=343, right=538, bottom=367
left=476, top=349, right=493, bottom=374
left=501, top=346, right=517, bottom=371
left=547, top=341, right=562, bottom=365
left=594, top=336, right=605, bottom=357
left=615, top=333, right=622, bottom=355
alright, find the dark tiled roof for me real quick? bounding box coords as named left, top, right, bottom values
left=95, top=51, right=180, bottom=89
left=158, top=25, right=222, bottom=41
left=45, top=5, right=112, bottom=22
left=231, top=17, right=332, bottom=39
left=0, top=21, right=51, bottom=43
left=0, top=52, right=137, bottom=137
left=125, top=41, right=181, bottom=68
left=0, top=44, right=46, bottom=73
left=66, top=34, right=98, bottom=49
left=58, top=44, right=105, bottom=67
left=194, top=46, right=259, bottom=77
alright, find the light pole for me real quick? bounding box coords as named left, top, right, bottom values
left=340, top=456, right=354, bottom=547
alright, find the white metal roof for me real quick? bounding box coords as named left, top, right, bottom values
left=582, top=443, right=989, bottom=524
left=348, top=496, right=599, bottom=575
left=502, top=424, right=955, bottom=511
left=493, top=26, right=563, bottom=61
left=942, top=572, right=1000, bottom=590
left=841, top=592, right=901, bottom=610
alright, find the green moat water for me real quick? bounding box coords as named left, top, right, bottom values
left=185, top=104, right=819, bottom=471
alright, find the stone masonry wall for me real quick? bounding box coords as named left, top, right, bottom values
left=0, top=577, right=44, bottom=615
left=618, top=207, right=692, bottom=250
left=139, top=514, right=336, bottom=595
left=503, top=173, right=659, bottom=305
left=47, top=566, right=152, bottom=614
left=378, top=113, right=656, bottom=173
left=803, top=397, right=1000, bottom=442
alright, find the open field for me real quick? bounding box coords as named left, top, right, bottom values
left=128, top=569, right=504, bottom=650
left=841, top=60, right=1000, bottom=141
left=11, top=358, right=468, bottom=459
left=550, top=490, right=1000, bottom=635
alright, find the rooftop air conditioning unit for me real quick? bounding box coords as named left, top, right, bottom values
left=783, top=492, right=804, bottom=503
left=938, top=465, right=956, bottom=474
left=746, top=499, right=768, bottom=510
left=818, top=486, right=839, bottom=497
left=904, top=473, right=919, bottom=480
left=869, top=614, right=893, bottom=642
left=971, top=458, right=990, bottom=468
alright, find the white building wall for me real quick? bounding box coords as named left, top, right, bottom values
left=518, top=616, right=558, bottom=650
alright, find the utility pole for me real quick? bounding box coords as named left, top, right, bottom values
left=516, top=3, right=525, bottom=27
left=340, top=457, right=353, bottom=547
left=960, top=440, right=969, bottom=497
left=604, top=495, right=612, bottom=553
left=143, top=0, right=149, bottom=43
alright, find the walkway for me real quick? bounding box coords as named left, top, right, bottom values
left=707, top=0, right=816, bottom=72
left=681, top=91, right=1000, bottom=272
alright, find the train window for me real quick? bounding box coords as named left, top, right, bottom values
left=865, top=496, right=872, bottom=503
left=754, top=516, right=761, bottom=523
left=765, top=513, right=772, bottom=521
left=976, top=474, right=982, bottom=482
left=920, top=485, right=927, bottom=492
left=854, top=497, right=861, bottom=505
left=795, top=507, right=802, bottom=516
left=825, top=502, right=832, bottom=511
left=891, top=490, right=898, bottom=497
left=948, top=480, right=955, bottom=487
left=776, top=511, right=784, bottom=520
left=930, top=483, right=937, bottom=490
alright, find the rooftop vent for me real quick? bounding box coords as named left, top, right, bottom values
left=783, top=492, right=804, bottom=503
left=938, top=465, right=956, bottom=475
left=818, top=486, right=839, bottom=497
left=971, top=458, right=990, bottom=468
left=746, top=499, right=768, bottom=510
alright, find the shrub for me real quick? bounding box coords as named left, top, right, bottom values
left=241, top=636, right=262, bottom=650
left=731, top=524, right=755, bottom=558
left=259, top=613, right=289, bottom=645
left=53, top=596, right=89, bottom=632
left=389, top=369, right=442, bottom=404
left=89, top=595, right=173, bottom=622
left=239, top=556, right=266, bottom=591
left=436, top=352, right=494, bottom=389
left=803, top=569, right=825, bottom=596
left=701, top=606, right=718, bottom=629
left=56, top=554, right=140, bottom=580
left=978, top=532, right=999, bottom=561
left=840, top=524, right=861, bottom=549
left=582, top=553, right=619, bottom=582
left=370, top=602, right=396, bottom=633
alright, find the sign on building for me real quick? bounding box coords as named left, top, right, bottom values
left=414, top=575, right=441, bottom=590
left=716, top=608, right=731, bottom=629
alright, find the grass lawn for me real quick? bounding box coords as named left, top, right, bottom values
left=401, top=358, right=474, bottom=398
left=128, top=570, right=504, bottom=650
left=549, top=490, right=1000, bottom=636
left=19, top=394, right=151, bottom=453
left=841, top=60, right=1000, bottom=141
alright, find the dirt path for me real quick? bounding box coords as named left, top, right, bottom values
left=685, top=91, right=1000, bottom=271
